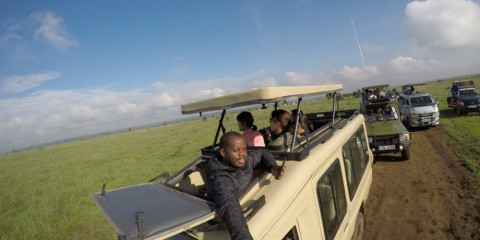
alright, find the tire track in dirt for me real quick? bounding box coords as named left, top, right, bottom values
left=363, top=125, right=480, bottom=240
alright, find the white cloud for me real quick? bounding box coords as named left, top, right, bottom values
left=30, top=11, right=78, bottom=50
left=389, top=56, right=440, bottom=73
left=0, top=72, right=61, bottom=94
left=405, top=0, right=480, bottom=49
left=0, top=70, right=282, bottom=153
left=0, top=88, right=185, bottom=153
left=334, top=65, right=380, bottom=81
left=284, top=72, right=314, bottom=85
left=253, top=77, right=277, bottom=88
left=0, top=32, right=35, bottom=60
left=283, top=71, right=334, bottom=86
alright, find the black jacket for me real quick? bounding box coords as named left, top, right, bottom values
left=207, top=149, right=277, bottom=240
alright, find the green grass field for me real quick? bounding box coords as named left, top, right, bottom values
left=1, top=75, right=479, bottom=239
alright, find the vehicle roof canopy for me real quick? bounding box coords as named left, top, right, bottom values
left=453, top=80, right=475, bottom=89
left=361, top=84, right=389, bottom=91
left=402, top=83, right=425, bottom=89
left=181, top=84, right=343, bottom=114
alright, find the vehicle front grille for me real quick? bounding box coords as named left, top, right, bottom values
left=373, top=134, right=398, bottom=145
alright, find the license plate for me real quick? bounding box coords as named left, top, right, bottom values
left=467, top=105, right=477, bottom=109
left=379, top=145, right=395, bottom=150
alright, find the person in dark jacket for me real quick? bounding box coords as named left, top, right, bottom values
left=207, top=131, right=285, bottom=240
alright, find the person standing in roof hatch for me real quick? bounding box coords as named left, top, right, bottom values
left=207, top=131, right=285, bottom=240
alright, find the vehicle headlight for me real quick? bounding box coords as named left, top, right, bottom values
left=410, top=113, right=419, bottom=119
left=433, top=111, right=440, bottom=117
left=368, top=137, right=373, bottom=143
left=458, top=101, right=464, bottom=106
left=399, top=133, right=410, bottom=142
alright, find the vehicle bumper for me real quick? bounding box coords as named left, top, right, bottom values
left=369, top=140, right=411, bottom=154
left=458, top=105, right=480, bottom=113
left=409, top=115, right=440, bottom=127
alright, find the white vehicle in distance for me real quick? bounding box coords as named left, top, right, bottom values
left=398, top=84, right=440, bottom=128
left=92, top=84, right=373, bottom=240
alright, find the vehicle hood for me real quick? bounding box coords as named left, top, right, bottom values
left=92, top=182, right=216, bottom=240
left=410, top=105, right=438, bottom=114
left=366, top=120, right=408, bottom=136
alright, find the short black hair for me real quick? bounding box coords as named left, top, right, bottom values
left=236, top=111, right=257, bottom=130
left=220, top=131, right=243, bottom=149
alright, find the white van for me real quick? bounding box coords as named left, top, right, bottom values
left=398, top=89, right=440, bottom=128
left=93, top=84, right=373, bottom=240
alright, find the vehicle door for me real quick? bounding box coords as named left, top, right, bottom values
left=312, top=151, right=352, bottom=240
left=398, top=96, right=408, bottom=122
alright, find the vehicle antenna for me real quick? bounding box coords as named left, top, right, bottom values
left=350, top=15, right=365, bottom=69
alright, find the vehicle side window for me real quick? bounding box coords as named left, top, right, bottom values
left=281, top=226, right=300, bottom=240
left=317, top=160, right=347, bottom=240
left=342, top=141, right=358, bottom=197
left=342, top=127, right=370, bottom=199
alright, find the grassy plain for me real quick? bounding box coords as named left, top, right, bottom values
left=0, top=75, right=479, bottom=239
left=421, top=75, right=480, bottom=184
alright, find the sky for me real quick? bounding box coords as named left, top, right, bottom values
left=1, top=0, right=480, bottom=154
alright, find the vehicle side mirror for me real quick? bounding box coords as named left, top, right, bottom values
left=435, top=101, right=439, bottom=106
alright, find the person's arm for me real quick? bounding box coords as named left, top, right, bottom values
left=249, top=149, right=285, bottom=179
left=209, top=175, right=253, bottom=240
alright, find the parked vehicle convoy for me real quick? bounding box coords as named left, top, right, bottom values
left=447, top=80, right=480, bottom=116
left=360, top=84, right=411, bottom=160
left=92, top=84, right=373, bottom=240
left=398, top=84, right=440, bottom=128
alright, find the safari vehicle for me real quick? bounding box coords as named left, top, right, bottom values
left=92, top=84, right=373, bottom=240
left=360, top=84, right=411, bottom=160
left=398, top=84, right=440, bottom=128
left=447, top=80, right=480, bottom=116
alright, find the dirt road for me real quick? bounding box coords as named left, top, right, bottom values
left=363, top=125, right=480, bottom=240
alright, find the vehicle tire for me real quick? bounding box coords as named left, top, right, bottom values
left=456, top=107, right=462, bottom=116
left=401, top=146, right=411, bottom=160
left=406, top=117, right=412, bottom=130
left=351, top=211, right=364, bottom=240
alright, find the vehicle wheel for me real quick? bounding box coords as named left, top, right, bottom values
left=351, top=211, right=364, bottom=240
left=401, top=146, right=411, bottom=160
left=407, top=117, right=412, bottom=130
left=456, top=107, right=462, bottom=116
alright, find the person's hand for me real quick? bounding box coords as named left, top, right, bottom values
left=271, top=165, right=286, bottom=180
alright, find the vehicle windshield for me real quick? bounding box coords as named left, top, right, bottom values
left=410, top=96, right=435, bottom=107
left=364, top=106, right=399, bottom=123
left=459, top=89, right=480, bottom=97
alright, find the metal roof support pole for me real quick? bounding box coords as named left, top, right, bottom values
left=212, top=109, right=227, bottom=150
left=290, top=98, right=303, bottom=150
left=331, top=92, right=339, bottom=127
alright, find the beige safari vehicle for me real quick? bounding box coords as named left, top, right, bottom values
left=92, top=84, right=373, bottom=240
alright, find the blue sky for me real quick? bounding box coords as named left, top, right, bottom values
left=1, top=0, right=480, bottom=153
